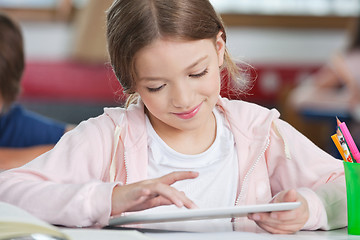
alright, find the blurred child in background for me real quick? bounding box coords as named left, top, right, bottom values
left=289, top=17, right=360, bottom=149
left=0, top=13, right=73, bottom=170
left=290, top=17, right=360, bottom=120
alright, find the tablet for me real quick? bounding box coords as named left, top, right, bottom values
left=108, top=202, right=301, bottom=226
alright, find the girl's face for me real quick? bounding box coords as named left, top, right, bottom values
left=134, top=32, right=225, bottom=135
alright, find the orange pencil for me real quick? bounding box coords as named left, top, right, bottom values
left=331, top=134, right=346, bottom=161
left=336, top=117, right=354, bottom=162
left=336, top=129, right=353, bottom=162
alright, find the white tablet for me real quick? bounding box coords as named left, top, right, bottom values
left=108, top=202, right=301, bottom=226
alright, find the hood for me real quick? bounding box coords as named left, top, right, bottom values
left=216, top=97, right=280, bottom=142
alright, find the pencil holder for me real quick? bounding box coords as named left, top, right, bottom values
left=343, top=161, right=360, bottom=235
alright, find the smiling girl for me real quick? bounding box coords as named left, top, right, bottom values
left=0, top=0, right=347, bottom=234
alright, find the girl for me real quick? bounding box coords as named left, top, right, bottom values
left=0, top=0, right=346, bottom=234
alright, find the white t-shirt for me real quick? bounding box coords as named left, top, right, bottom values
left=145, top=108, right=239, bottom=210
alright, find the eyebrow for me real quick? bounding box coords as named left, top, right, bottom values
left=139, top=55, right=209, bottom=82
left=185, top=55, right=208, bottom=70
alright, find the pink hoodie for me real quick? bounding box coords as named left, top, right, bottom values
left=0, top=97, right=346, bottom=230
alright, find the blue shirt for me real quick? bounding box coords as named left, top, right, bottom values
left=0, top=104, right=66, bottom=147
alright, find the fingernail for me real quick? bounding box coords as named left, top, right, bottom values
left=176, top=200, right=184, bottom=208
left=191, top=203, right=199, bottom=209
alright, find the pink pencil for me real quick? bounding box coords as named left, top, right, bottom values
left=338, top=121, right=360, bottom=163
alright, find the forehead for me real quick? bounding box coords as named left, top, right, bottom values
left=134, top=38, right=216, bottom=76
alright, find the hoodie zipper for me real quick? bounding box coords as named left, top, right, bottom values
left=123, top=150, right=129, bottom=184
left=234, top=138, right=270, bottom=206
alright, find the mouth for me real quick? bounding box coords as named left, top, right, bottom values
left=174, top=102, right=203, bottom=120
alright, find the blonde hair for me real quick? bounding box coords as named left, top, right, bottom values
left=106, top=0, right=249, bottom=107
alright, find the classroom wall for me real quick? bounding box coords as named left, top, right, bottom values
left=21, top=23, right=347, bottom=64
left=226, top=27, right=347, bottom=65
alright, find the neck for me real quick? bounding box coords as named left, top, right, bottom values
left=149, top=111, right=217, bottom=155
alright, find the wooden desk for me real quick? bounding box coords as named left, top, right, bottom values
left=221, top=13, right=356, bottom=29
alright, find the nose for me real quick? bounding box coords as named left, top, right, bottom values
left=171, top=80, right=193, bottom=109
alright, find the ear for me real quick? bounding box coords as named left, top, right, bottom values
left=215, top=31, right=226, bottom=67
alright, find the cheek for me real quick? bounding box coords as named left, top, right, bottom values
left=201, top=71, right=221, bottom=95
left=139, top=93, right=155, bottom=109
left=138, top=92, right=165, bottom=114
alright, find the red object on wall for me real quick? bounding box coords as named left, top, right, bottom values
left=20, top=60, right=320, bottom=105
left=20, top=60, right=125, bottom=104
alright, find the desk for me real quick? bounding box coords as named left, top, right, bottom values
left=3, top=200, right=353, bottom=240
left=104, top=220, right=358, bottom=240
left=147, top=228, right=356, bottom=240
left=61, top=227, right=358, bottom=240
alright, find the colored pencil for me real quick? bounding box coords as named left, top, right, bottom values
left=339, top=122, right=360, bottom=163
left=331, top=133, right=346, bottom=161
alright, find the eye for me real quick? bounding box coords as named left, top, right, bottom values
left=147, top=84, right=165, bottom=92
left=189, top=68, right=208, bottom=78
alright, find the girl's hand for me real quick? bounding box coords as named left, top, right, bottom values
left=247, top=189, right=309, bottom=234
left=111, top=171, right=199, bottom=216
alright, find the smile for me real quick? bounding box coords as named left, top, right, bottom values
left=174, top=102, right=202, bottom=120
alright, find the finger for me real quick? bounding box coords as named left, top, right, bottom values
left=159, top=171, right=199, bottom=185
left=166, top=187, right=198, bottom=209
left=147, top=182, right=197, bottom=209
left=259, top=219, right=304, bottom=234
left=249, top=213, right=303, bottom=234
left=269, top=190, right=304, bottom=221
left=137, top=195, right=174, bottom=209
left=273, top=189, right=297, bottom=203
left=179, top=191, right=198, bottom=209
left=256, top=221, right=299, bottom=234
left=125, top=186, right=183, bottom=212
left=147, top=192, right=197, bottom=209
left=126, top=195, right=174, bottom=212
left=270, top=210, right=298, bottom=221
left=282, top=189, right=298, bottom=202
left=270, top=209, right=309, bottom=229
left=248, top=211, right=298, bottom=225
